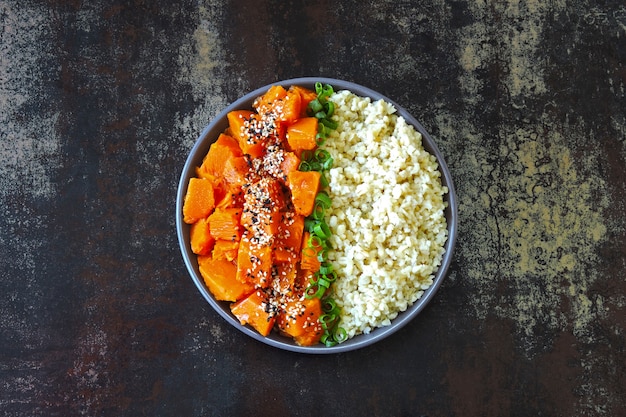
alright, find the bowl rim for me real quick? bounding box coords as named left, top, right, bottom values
left=176, top=77, right=458, bottom=354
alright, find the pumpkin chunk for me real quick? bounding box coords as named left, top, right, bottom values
left=199, top=257, right=254, bottom=302
left=183, top=178, right=215, bottom=224
left=287, top=171, right=321, bottom=217
left=208, top=208, right=242, bottom=241
left=236, top=234, right=273, bottom=288
left=289, top=85, right=318, bottom=117
left=190, top=218, right=215, bottom=255
left=212, top=239, right=240, bottom=262
left=254, top=85, right=302, bottom=124
left=276, top=151, right=301, bottom=184
left=231, top=290, right=276, bottom=337
left=197, top=133, right=243, bottom=179
left=274, top=214, right=305, bottom=256
left=227, top=110, right=270, bottom=158
left=277, top=297, right=323, bottom=346
left=286, top=117, right=318, bottom=153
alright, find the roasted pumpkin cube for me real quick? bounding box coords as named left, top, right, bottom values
left=212, top=239, right=240, bottom=262
left=190, top=218, right=215, bottom=255
left=197, top=134, right=243, bottom=180
left=254, top=85, right=302, bottom=124
left=286, top=117, right=318, bottom=153
left=275, top=214, right=305, bottom=255
left=236, top=235, right=273, bottom=288
left=208, top=208, right=242, bottom=241
left=277, top=297, right=323, bottom=346
left=287, top=171, right=320, bottom=217
left=199, top=257, right=254, bottom=302
left=289, top=85, right=318, bottom=117
left=275, top=151, right=301, bottom=184
left=222, top=156, right=250, bottom=191
left=227, top=110, right=267, bottom=158
left=183, top=177, right=215, bottom=224
left=231, top=290, right=276, bottom=337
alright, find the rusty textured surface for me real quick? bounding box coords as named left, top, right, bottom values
left=1, top=1, right=625, bottom=416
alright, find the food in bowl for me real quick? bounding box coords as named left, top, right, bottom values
left=323, top=90, right=448, bottom=339
left=180, top=79, right=452, bottom=349
left=182, top=83, right=343, bottom=346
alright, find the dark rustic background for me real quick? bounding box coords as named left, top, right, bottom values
left=1, top=1, right=625, bottom=416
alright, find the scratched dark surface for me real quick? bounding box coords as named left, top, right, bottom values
left=1, top=1, right=625, bottom=416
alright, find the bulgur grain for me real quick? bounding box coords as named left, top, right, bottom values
left=324, top=90, right=448, bottom=339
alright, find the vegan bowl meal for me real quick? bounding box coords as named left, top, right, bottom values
left=176, top=77, right=458, bottom=353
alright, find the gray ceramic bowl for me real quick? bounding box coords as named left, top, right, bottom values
left=176, top=77, right=458, bottom=354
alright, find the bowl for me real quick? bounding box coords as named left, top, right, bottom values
left=176, top=77, right=458, bottom=354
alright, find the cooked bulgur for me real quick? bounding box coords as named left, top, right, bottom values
left=324, top=90, right=448, bottom=339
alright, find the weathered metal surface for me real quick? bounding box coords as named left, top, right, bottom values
left=1, top=1, right=624, bottom=416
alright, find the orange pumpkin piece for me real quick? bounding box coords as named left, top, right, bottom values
left=289, top=85, right=318, bottom=117
left=231, top=290, right=276, bottom=337
left=222, top=156, right=250, bottom=190
left=236, top=235, right=273, bottom=288
left=215, top=189, right=244, bottom=209
left=286, top=117, right=318, bottom=153
left=240, top=209, right=282, bottom=240
left=227, top=110, right=266, bottom=158
left=212, top=239, right=240, bottom=262
left=253, top=85, right=288, bottom=115
left=183, top=177, right=215, bottom=224
left=190, top=218, right=215, bottom=255
left=198, top=257, right=254, bottom=302
left=254, top=85, right=302, bottom=124
left=300, top=231, right=322, bottom=271
left=244, top=177, right=286, bottom=213
left=227, top=110, right=254, bottom=142
left=287, top=170, right=321, bottom=217
left=272, top=256, right=299, bottom=294
left=294, top=320, right=324, bottom=346
left=277, top=297, right=323, bottom=346
left=276, top=151, right=301, bottom=184
left=240, top=178, right=285, bottom=240
left=197, top=134, right=243, bottom=179
left=208, top=208, right=242, bottom=241
left=274, top=247, right=298, bottom=264
left=295, top=267, right=316, bottom=293
left=274, top=214, right=305, bottom=256
left=275, top=89, right=302, bottom=123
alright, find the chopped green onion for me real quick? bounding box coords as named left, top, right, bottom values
left=314, top=149, right=330, bottom=161
left=325, top=101, right=335, bottom=117
left=319, top=313, right=338, bottom=330
left=301, top=82, right=346, bottom=346
left=319, top=172, right=329, bottom=188
left=304, top=218, right=317, bottom=233
left=320, top=118, right=338, bottom=130
left=322, top=297, right=337, bottom=312
left=317, top=247, right=329, bottom=262
left=312, top=204, right=326, bottom=221
left=315, top=192, right=332, bottom=209
left=319, top=295, right=345, bottom=346
left=305, top=284, right=326, bottom=299
left=298, top=161, right=311, bottom=171
left=334, top=327, right=347, bottom=343
left=313, top=221, right=331, bottom=239
left=308, top=234, right=323, bottom=248
left=308, top=99, right=323, bottom=114
left=319, top=264, right=334, bottom=276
